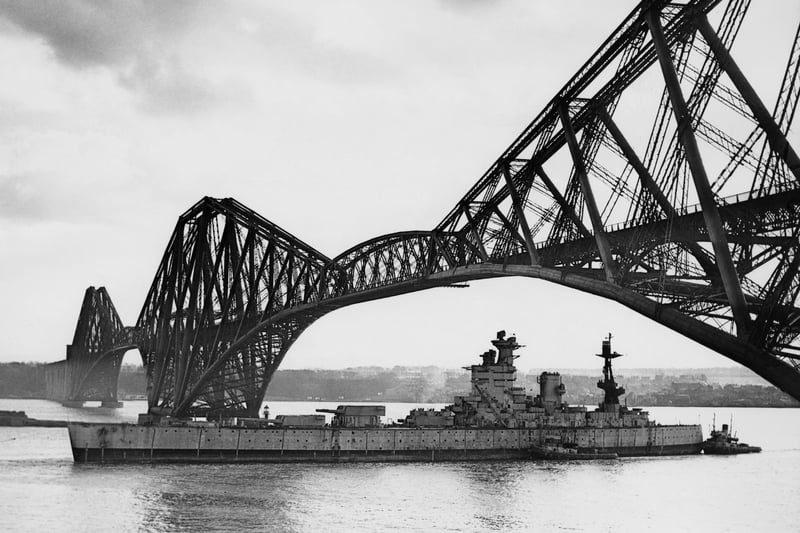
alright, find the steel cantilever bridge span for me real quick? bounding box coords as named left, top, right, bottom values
left=48, top=0, right=800, bottom=417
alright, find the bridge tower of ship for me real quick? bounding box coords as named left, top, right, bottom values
left=465, top=330, right=524, bottom=423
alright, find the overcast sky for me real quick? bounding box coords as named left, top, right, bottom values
left=0, top=1, right=798, bottom=372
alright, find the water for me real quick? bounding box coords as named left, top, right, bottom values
left=1, top=400, right=798, bottom=532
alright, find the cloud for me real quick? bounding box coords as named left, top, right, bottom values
left=117, top=54, right=220, bottom=115
left=0, top=0, right=225, bottom=114
left=239, top=3, right=399, bottom=86
left=0, top=173, right=45, bottom=221
left=0, top=0, right=197, bottom=67
left=438, top=0, right=504, bottom=11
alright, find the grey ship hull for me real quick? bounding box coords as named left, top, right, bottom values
left=69, top=422, right=702, bottom=463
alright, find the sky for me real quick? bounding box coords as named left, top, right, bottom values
left=0, top=0, right=798, bottom=372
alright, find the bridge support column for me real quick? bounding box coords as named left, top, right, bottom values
left=647, top=7, right=751, bottom=337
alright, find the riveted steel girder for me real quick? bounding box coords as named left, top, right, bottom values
left=59, top=0, right=800, bottom=416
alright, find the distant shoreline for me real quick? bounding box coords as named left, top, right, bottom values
left=2, top=362, right=797, bottom=408
left=2, top=395, right=797, bottom=408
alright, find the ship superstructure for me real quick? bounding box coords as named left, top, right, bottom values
left=449, top=331, right=533, bottom=428
left=416, top=331, right=651, bottom=431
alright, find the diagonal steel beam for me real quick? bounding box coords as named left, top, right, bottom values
left=531, top=164, right=592, bottom=238
left=696, top=14, right=800, bottom=183
left=596, top=106, right=720, bottom=279
left=501, top=163, right=540, bottom=265
left=491, top=205, right=530, bottom=256
left=647, top=6, right=751, bottom=337
left=460, top=203, right=490, bottom=262
left=558, top=102, right=618, bottom=282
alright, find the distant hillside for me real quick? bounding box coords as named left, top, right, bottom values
left=0, top=362, right=796, bottom=407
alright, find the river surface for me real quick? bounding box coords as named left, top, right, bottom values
left=1, top=399, right=798, bottom=532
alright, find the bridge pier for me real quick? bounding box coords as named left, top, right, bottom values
left=61, top=400, right=124, bottom=408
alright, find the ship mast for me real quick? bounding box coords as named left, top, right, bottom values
left=596, top=333, right=625, bottom=411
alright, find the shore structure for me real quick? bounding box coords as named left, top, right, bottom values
left=0, top=410, right=67, bottom=428
left=68, top=332, right=703, bottom=463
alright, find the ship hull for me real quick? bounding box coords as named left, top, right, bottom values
left=702, top=445, right=761, bottom=455
left=68, top=423, right=703, bottom=464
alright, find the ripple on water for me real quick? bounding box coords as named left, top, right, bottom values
left=0, top=404, right=798, bottom=532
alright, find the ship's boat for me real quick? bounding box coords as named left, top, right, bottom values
left=529, top=436, right=618, bottom=460
left=67, top=332, right=704, bottom=463
left=702, top=421, right=761, bottom=455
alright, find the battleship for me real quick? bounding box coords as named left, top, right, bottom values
left=68, top=332, right=703, bottom=463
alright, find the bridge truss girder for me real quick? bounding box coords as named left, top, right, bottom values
left=160, top=190, right=800, bottom=416
left=65, top=287, right=129, bottom=402
left=64, top=0, right=800, bottom=416
left=133, top=197, right=332, bottom=418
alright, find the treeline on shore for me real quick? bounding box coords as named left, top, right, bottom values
left=0, top=362, right=797, bottom=407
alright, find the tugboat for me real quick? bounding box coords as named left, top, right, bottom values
left=702, top=418, right=761, bottom=455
